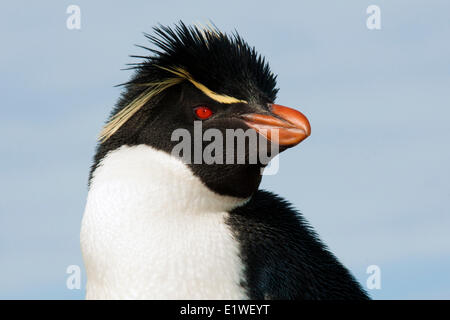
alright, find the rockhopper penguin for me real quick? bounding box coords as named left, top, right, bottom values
left=81, top=22, right=369, bottom=300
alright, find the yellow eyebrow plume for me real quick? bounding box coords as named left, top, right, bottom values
left=99, top=65, right=247, bottom=142
left=157, top=66, right=248, bottom=104
left=98, top=77, right=183, bottom=142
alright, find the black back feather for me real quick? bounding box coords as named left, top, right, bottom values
left=228, top=190, right=370, bottom=300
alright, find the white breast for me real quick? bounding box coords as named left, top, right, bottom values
left=81, top=145, right=249, bottom=299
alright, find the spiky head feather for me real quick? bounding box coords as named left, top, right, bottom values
left=100, top=21, right=278, bottom=142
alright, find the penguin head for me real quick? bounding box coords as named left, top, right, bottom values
left=92, top=22, right=310, bottom=199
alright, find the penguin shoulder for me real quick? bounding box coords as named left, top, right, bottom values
left=228, top=189, right=313, bottom=237
left=227, top=189, right=369, bottom=300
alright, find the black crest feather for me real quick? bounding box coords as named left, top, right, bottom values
left=100, top=22, right=279, bottom=143
left=127, top=21, right=278, bottom=103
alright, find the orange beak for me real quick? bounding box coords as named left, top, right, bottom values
left=241, top=104, right=311, bottom=147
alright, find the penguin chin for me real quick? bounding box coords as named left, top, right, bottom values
left=188, top=162, right=263, bottom=199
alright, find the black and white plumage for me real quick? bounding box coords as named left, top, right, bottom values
left=81, top=22, right=369, bottom=300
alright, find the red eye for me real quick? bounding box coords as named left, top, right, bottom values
left=194, top=106, right=213, bottom=120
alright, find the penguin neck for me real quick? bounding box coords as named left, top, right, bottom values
left=90, top=144, right=249, bottom=214
left=83, top=144, right=250, bottom=299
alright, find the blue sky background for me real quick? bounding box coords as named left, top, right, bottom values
left=1, top=0, right=449, bottom=299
